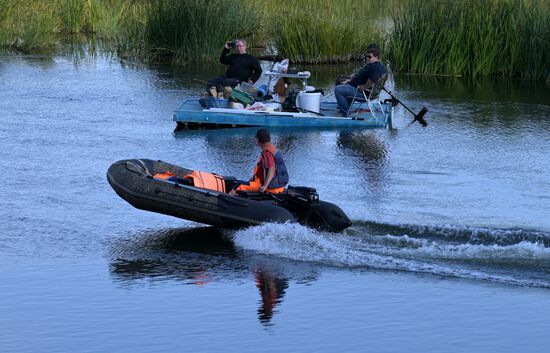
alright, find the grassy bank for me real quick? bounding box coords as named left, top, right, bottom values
left=0, top=0, right=145, bottom=53
left=0, top=0, right=386, bottom=64
left=388, top=0, right=550, bottom=80
left=1, top=0, right=548, bottom=80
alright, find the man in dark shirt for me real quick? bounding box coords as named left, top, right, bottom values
left=207, top=39, right=262, bottom=89
left=334, top=46, right=386, bottom=116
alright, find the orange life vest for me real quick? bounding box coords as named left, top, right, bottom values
left=251, top=144, right=289, bottom=189
left=185, top=170, right=225, bottom=192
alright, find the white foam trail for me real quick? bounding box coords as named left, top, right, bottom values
left=376, top=222, right=550, bottom=245
left=232, top=223, right=550, bottom=287
left=376, top=235, right=550, bottom=260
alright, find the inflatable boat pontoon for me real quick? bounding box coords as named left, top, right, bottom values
left=107, top=159, right=352, bottom=232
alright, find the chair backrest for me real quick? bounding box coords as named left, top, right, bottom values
left=368, top=73, right=388, bottom=101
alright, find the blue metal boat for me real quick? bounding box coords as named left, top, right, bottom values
left=173, top=100, right=393, bottom=130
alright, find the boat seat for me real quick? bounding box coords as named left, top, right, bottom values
left=346, top=73, right=387, bottom=121
left=236, top=190, right=277, bottom=201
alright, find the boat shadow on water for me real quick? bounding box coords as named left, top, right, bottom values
left=108, top=226, right=320, bottom=325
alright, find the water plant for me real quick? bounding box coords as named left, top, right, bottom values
left=0, top=0, right=59, bottom=51
left=0, top=0, right=145, bottom=52
left=58, top=0, right=89, bottom=34
left=143, top=0, right=261, bottom=64
left=266, top=0, right=387, bottom=64
left=0, top=0, right=548, bottom=80
left=388, top=0, right=550, bottom=80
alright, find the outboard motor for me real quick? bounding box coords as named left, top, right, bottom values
left=284, top=186, right=351, bottom=232
left=286, top=186, right=319, bottom=205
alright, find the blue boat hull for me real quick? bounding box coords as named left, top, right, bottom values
left=173, top=100, right=392, bottom=129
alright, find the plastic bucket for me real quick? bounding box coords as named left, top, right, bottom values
left=296, top=91, right=321, bottom=113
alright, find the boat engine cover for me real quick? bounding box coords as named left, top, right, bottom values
left=286, top=186, right=319, bottom=205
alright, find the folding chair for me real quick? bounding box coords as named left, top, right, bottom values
left=346, top=73, right=388, bottom=120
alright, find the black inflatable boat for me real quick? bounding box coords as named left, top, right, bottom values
left=107, top=159, right=351, bottom=232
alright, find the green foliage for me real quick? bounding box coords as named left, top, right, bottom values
left=0, top=0, right=548, bottom=80
left=0, top=0, right=59, bottom=51
left=388, top=0, right=550, bottom=80
left=0, top=0, right=145, bottom=52
left=266, top=0, right=386, bottom=64
left=57, top=0, right=89, bottom=33
left=143, top=0, right=261, bottom=64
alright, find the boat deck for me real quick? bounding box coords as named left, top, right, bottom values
left=173, top=100, right=392, bottom=129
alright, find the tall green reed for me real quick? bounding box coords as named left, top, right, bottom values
left=57, top=0, right=89, bottom=34
left=389, top=0, right=550, bottom=80
left=266, top=0, right=387, bottom=64
left=0, top=0, right=59, bottom=51
left=0, top=0, right=144, bottom=52
left=143, top=0, right=261, bottom=64
left=1, top=0, right=547, bottom=81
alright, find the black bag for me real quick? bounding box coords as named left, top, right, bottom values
left=282, top=90, right=299, bottom=112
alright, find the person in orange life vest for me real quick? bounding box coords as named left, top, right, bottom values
left=229, top=129, right=289, bottom=195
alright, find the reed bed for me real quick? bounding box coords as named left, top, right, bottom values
left=0, top=0, right=59, bottom=51
left=265, top=0, right=387, bottom=64
left=1, top=0, right=548, bottom=80
left=143, top=0, right=261, bottom=64
left=0, top=0, right=144, bottom=52
left=388, top=0, right=550, bottom=80
left=0, top=0, right=387, bottom=64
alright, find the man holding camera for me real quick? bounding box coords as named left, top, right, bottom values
left=207, top=39, right=262, bottom=90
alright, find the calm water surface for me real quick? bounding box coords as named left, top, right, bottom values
left=1, top=51, right=550, bottom=352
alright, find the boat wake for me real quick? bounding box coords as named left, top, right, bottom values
left=232, top=221, right=550, bottom=288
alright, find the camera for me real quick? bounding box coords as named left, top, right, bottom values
left=228, top=41, right=237, bottom=48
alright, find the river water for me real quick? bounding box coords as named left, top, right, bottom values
left=1, top=51, right=550, bottom=352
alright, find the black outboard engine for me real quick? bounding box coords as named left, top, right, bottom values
left=284, top=186, right=351, bottom=232
left=286, top=186, right=319, bottom=205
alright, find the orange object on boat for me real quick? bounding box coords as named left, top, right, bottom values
left=185, top=170, right=225, bottom=192
left=153, top=170, right=176, bottom=179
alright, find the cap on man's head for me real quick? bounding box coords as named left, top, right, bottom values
left=255, top=129, right=271, bottom=143
left=364, top=43, right=381, bottom=59
left=366, top=46, right=381, bottom=58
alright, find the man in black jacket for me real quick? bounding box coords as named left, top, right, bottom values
left=334, top=45, right=386, bottom=116
left=207, top=39, right=262, bottom=90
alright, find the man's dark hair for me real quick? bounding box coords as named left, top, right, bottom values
left=255, top=129, right=271, bottom=143
left=366, top=46, right=381, bottom=58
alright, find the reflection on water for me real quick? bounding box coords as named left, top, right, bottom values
left=397, top=74, right=550, bottom=107
left=254, top=269, right=289, bottom=325
left=109, top=226, right=316, bottom=325
left=337, top=131, right=388, bottom=166
left=172, top=126, right=389, bottom=184
left=336, top=131, right=391, bottom=206
left=2, top=47, right=550, bottom=352
left=2, top=53, right=56, bottom=70
left=109, top=227, right=240, bottom=284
